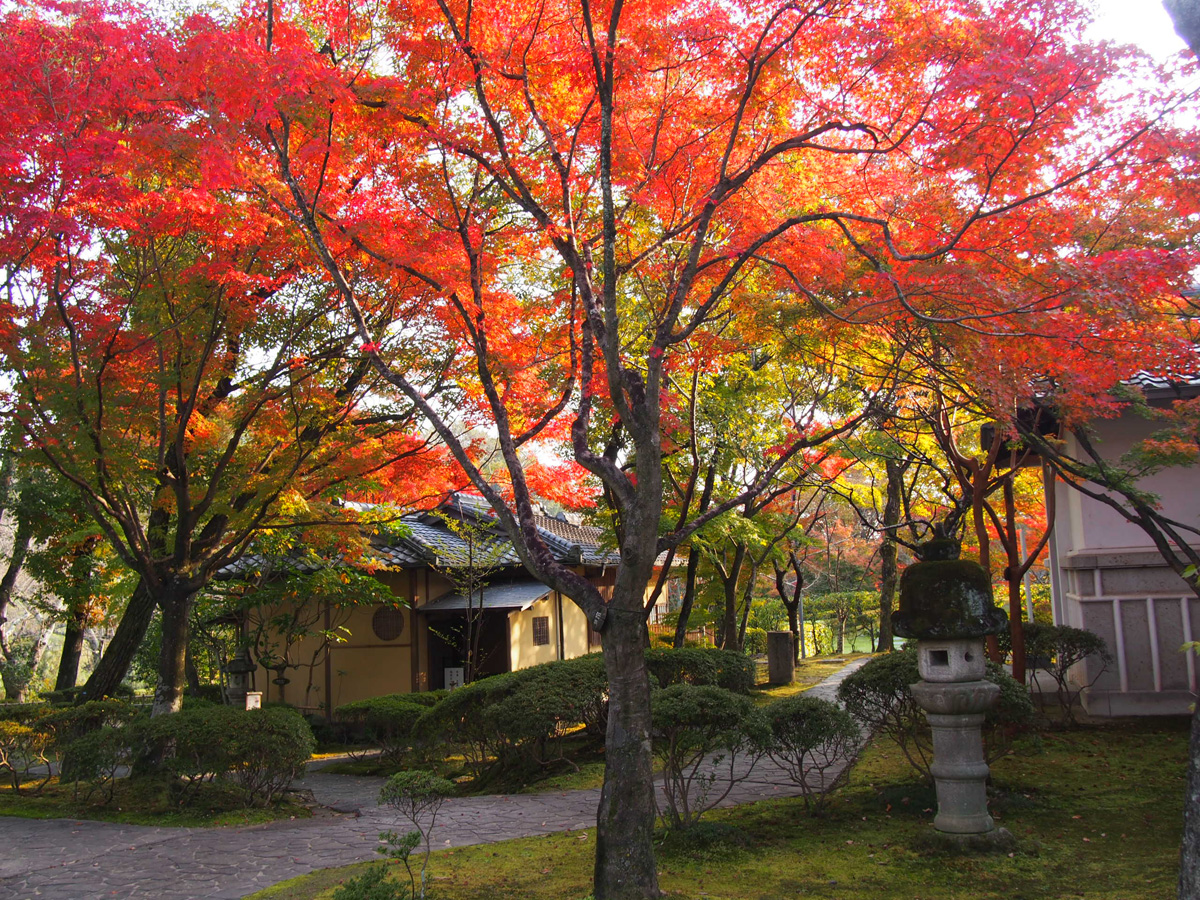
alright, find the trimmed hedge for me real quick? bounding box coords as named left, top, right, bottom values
left=416, top=655, right=609, bottom=781
left=338, top=695, right=429, bottom=762
left=61, top=705, right=315, bottom=807
left=411, top=648, right=758, bottom=785
left=643, top=647, right=756, bottom=694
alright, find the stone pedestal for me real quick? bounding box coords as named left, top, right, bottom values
left=910, top=674, right=999, bottom=834
left=766, top=631, right=796, bottom=684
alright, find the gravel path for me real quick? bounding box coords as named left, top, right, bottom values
left=0, top=657, right=870, bottom=900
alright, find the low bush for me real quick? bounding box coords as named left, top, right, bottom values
left=224, top=707, right=316, bottom=805
left=400, top=691, right=447, bottom=709
left=414, top=672, right=518, bottom=779
left=836, top=648, right=1034, bottom=783
left=1024, top=623, right=1111, bottom=725
left=58, top=725, right=129, bottom=803
left=0, top=720, right=53, bottom=792
left=338, top=696, right=428, bottom=762
left=761, top=695, right=860, bottom=814
left=0, top=702, right=55, bottom=727
left=416, top=656, right=608, bottom=782
left=65, top=705, right=314, bottom=808
left=644, top=647, right=756, bottom=694
left=743, top=627, right=768, bottom=656
left=331, top=864, right=410, bottom=900
left=651, top=683, right=765, bottom=829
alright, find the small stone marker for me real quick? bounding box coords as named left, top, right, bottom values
left=766, top=631, right=796, bottom=684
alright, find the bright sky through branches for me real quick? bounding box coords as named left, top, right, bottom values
left=1090, top=0, right=1187, bottom=60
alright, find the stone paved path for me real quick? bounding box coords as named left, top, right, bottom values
left=0, top=658, right=870, bottom=900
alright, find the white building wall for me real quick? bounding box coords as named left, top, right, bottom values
left=1050, top=403, right=1200, bottom=716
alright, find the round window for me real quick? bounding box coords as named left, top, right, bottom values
left=372, top=605, right=406, bottom=641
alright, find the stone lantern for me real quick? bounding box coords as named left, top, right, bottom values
left=892, top=537, right=1009, bottom=841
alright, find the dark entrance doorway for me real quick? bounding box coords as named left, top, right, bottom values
left=424, top=610, right=511, bottom=688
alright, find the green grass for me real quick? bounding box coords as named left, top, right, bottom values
left=0, top=775, right=312, bottom=827
left=246, top=716, right=1187, bottom=900
left=750, top=652, right=873, bottom=705
left=320, top=735, right=610, bottom=794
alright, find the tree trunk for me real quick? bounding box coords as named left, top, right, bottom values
left=54, top=606, right=88, bottom=691
left=152, top=584, right=194, bottom=717
left=184, top=643, right=202, bottom=695
left=1003, top=477, right=1027, bottom=684
left=0, top=514, right=33, bottom=629
left=877, top=458, right=902, bottom=652
left=594, top=586, right=659, bottom=900
left=736, top=560, right=757, bottom=650
left=716, top=544, right=746, bottom=651
left=82, top=578, right=155, bottom=701
left=1008, top=576, right=1027, bottom=685
left=672, top=550, right=700, bottom=648
left=1181, top=700, right=1200, bottom=898
left=0, top=627, right=51, bottom=701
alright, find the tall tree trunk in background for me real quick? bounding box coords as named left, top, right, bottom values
left=0, top=515, right=33, bottom=632
left=54, top=606, right=87, bottom=692
left=185, top=643, right=202, bottom=695
left=673, top=462, right=715, bottom=648
left=0, top=514, right=35, bottom=700
left=736, top=560, right=758, bottom=649
left=673, top=550, right=701, bottom=648
left=716, top=543, right=746, bottom=650
left=776, top=555, right=806, bottom=662
left=82, top=578, right=155, bottom=701
left=877, top=458, right=902, bottom=652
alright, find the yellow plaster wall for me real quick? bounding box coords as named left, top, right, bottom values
left=251, top=601, right=418, bottom=713
left=561, top=595, right=592, bottom=659
left=508, top=592, right=561, bottom=670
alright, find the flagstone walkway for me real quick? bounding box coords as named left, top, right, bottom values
left=0, top=657, right=869, bottom=900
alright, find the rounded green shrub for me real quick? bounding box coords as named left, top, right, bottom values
left=651, top=683, right=765, bottom=829
left=761, top=695, right=860, bottom=813
left=644, top=647, right=755, bottom=694
left=225, top=706, right=316, bottom=805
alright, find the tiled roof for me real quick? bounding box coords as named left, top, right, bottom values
left=419, top=580, right=551, bottom=612
left=535, top=515, right=605, bottom=546
left=221, top=494, right=617, bottom=580
left=1126, top=370, right=1200, bottom=392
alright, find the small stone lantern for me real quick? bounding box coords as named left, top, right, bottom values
left=224, top=648, right=257, bottom=705
left=892, top=537, right=1009, bottom=841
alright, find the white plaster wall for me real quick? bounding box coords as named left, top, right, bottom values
left=1057, top=409, right=1200, bottom=555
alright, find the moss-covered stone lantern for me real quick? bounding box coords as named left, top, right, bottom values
left=891, top=537, right=1013, bottom=846
left=892, top=537, right=1007, bottom=642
